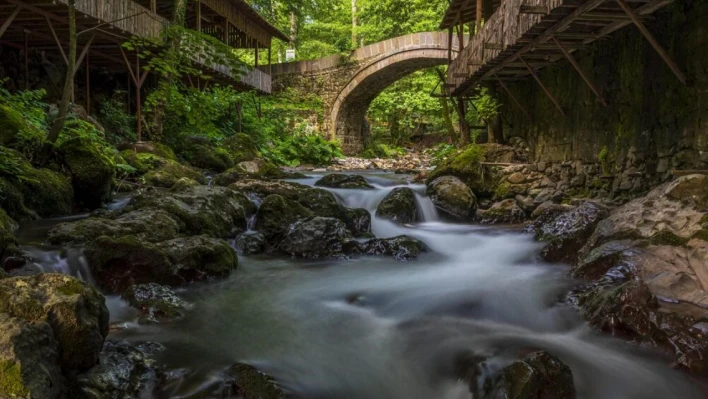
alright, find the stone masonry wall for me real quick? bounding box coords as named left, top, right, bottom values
left=498, top=0, right=708, bottom=196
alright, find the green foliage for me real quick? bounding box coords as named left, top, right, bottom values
left=361, top=143, right=405, bottom=159
left=97, top=94, right=137, bottom=144
left=0, top=79, right=47, bottom=132
left=123, top=25, right=246, bottom=81
left=0, top=80, right=48, bottom=158
left=428, top=143, right=457, bottom=165
left=266, top=133, right=343, bottom=167
left=0, top=147, right=31, bottom=182
left=470, top=87, right=501, bottom=123
left=56, top=118, right=120, bottom=167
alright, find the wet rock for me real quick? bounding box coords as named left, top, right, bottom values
left=141, top=159, right=208, bottom=188
left=84, top=235, right=237, bottom=293
left=170, top=177, right=200, bottom=191
left=233, top=232, right=267, bottom=255
left=128, top=185, right=257, bottom=239
left=477, top=199, right=527, bottom=224
left=121, top=142, right=177, bottom=161
left=122, top=283, right=187, bottom=323
left=0, top=274, right=109, bottom=371
left=280, top=217, right=348, bottom=258
left=315, top=174, right=374, bottom=189
left=71, top=341, right=162, bottom=399
left=427, top=176, right=477, bottom=220
left=583, top=175, right=707, bottom=253
left=60, top=137, right=115, bottom=209
left=48, top=208, right=181, bottom=245
left=0, top=208, right=19, bottom=263
left=223, top=363, right=287, bottom=399
left=534, top=201, right=609, bottom=264
left=255, top=195, right=313, bottom=241
left=376, top=188, right=419, bottom=224
left=231, top=180, right=370, bottom=236
left=223, top=133, right=259, bottom=164
left=0, top=313, right=63, bottom=399
left=426, top=144, right=510, bottom=198
left=182, top=142, right=234, bottom=172
left=213, top=159, right=302, bottom=186
left=359, top=236, right=428, bottom=261
left=479, top=351, right=575, bottom=399
left=529, top=201, right=573, bottom=220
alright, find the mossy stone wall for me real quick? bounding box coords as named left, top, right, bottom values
left=499, top=0, right=708, bottom=170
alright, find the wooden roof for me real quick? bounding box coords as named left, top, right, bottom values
left=439, top=0, right=502, bottom=29
left=228, top=0, right=289, bottom=42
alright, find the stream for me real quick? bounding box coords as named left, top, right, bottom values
left=16, top=172, right=705, bottom=399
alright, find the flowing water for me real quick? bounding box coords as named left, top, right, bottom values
left=16, top=173, right=706, bottom=399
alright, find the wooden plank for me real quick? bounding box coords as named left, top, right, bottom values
left=0, top=5, right=21, bottom=39
left=520, top=5, right=548, bottom=14
left=615, top=0, right=686, bottom=85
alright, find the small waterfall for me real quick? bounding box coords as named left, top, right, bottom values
left=414, top=193, right=439, bottom=222
left=20, top=246, right=96, bottom=285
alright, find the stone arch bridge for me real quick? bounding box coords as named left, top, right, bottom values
left=269, top=32, right=461, bottom=154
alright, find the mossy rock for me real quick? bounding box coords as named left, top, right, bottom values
left=426, top=144, right=507, bottom=198
left=171, top=177, right=200, bottom=192
left=0, top=208, right=19, bottom=262
left=0, top=274, right=109, bottom=372
left=223, top=133, right=260, bottom=163
left=225, top=363, right=286, bottom=399
left=122, top=283, right=187, bottom=323
left=182, top=143, right=234, bottom=172
left=315, top=174, right=374, bottom=189
left=213, top=159, right=301, bottom=186
left=122, top=141, right=177, bottom=161
left=375, top=188, right=418, bottom=224
left=427, top=176, right=477, bottom=220
left=60, top=137, right=115, bottom=209
left=120, top=151, right=168, bottom=175
left=0, top=104, right=29, bottom=147
left=142, top=160, right=207, bottom=189
left=255, top=194, right=313, bottom=241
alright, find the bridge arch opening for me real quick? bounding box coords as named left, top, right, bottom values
left=330, top=48, right=452, bottom=154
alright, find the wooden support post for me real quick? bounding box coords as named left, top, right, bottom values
left=150, top=0, right=156, bottom=13
left=520, top=56, right=565, bottom=116
left=85, top=51, right=90, bottom=114
left=46, top=17, right=68, bottom=65
left=447, top=27, right=453, bottom=63
left=119, top=46, right=147, bottom=141
left=223, top=18, right=229, bottom=46
left=475, top=0, right=483, bottom=34
left=552, top=37, right=607, bottom=106
left=615, top=0, right=686, bottom=85
left=494, top=73, right=531, bottom=121
left=24, top=30, right=28, bottom=90
left=255, top=42, right=259, bottom=67
left=0, top=6, right=21, bottom=39
left=196, top=0, right=201, bottom=32
left=73, top=34, right=94, bottom=76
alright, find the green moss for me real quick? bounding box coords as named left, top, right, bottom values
left=426, top=144, right=501, bottom=197
left=0, top=360, right=28, bottom=397
left=182, top=143, right=234, bottom=172
left=57, top=279, right=88, bottom=296
left=0, top=105, right=29, bottom=147
left=224, top=133, right=260, bottom=163
left=142, top=160, right=207, bottom=188
left=121, top=151, right=168, bottom=175
left=692, top=229, right=708, bottom=242
left=494, top=182, right=511, bottom=200
left=60, top=137, right=116, bottom=208
left=20, top=168, right=73, bottom=217
left=649, top=230, right=690, bottom=246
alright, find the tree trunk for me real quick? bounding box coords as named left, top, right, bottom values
left=456, top=98, right=471, bottom=146
left=351, top=0, right=358, bottom=49
left=289, top=11, right=296, bottom=49
left=434, top=68, right=456, bottom=140
left=488, top=114, right=504, bottom=144
left=46, top=0, right=76, bottom=145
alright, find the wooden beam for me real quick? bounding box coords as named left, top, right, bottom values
left=73, top=34, right=94, bottom=76
left=463, top=0, right=608, bottom=94
left=119, top=46, right=138, bottom=86
left=484, top=42, right=503, bottom=50
left=454, top=73, right=468, bottom=78
left=615, top=0, right=686, bottom=85
left=552, top=37, right=607, bottom=106
left=448, top=27, right=454, bottom=63
left=468, top=60, right=484, bottom=66
left=520, top=5, right=548, bottom=14
left=196, top=0, right=201, bottom=32
left=520, top=56, right=565, bottom=116
left=494, top=73, right=531, bottom=121
left=0, top=5, right=21, bottom=39
left=46, top=16, right=67, bottom=65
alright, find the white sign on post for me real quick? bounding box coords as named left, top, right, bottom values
left=286, top=49, right=296, bottom=62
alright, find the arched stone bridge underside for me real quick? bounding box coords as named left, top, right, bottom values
left=269, top=32, right=460, bottom=154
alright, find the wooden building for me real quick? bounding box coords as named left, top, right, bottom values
left=0, top=0, right=287, bottom=136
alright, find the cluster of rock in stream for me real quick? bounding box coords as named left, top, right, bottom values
left=0, top=139, right=706, bottom=398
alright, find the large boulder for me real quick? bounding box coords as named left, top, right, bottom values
left=232, top=232, right=267, bottom=255
left=426, top=176, right=477, bottom=220
left=180, top=140, right=234, bottom=172
left=376, top=188, right=419, bottom=224
left=533, top=201, right=609, bottom=264
left=84, top=235, right=237, bottom=293
left=0, top=274, right=109, bottom=371
left=476, top=199, right=527, bottom=224
left=230, top=180, right=370, bottom=236
left=122, top=283, right=187, bottom=324
left=255, top=194, right=313, bottom=241
left=583, top=175, right=707, bottom=253
left=478, top=351, right=575, bottom=399
left=128, top=186, right=257, bottom=239
left=60, top=137, right=116, bottom=209
left=140, top=159, right=208, bottom=188
left=0, top=208, right=19, bottom=263
left=71, top=341, right=162, bottom=399
left=0, top=314, right=63, bottom=399
left=426, top=144, right=514, bottom=198
left=48, top=208, right=181, bottom=246
left=280, top=217, right=349, bottom=258
left=315, top=174, right=374, bottom=189
left=213, top=159, right=304, bottom=186
left=0, top=104, right=30, bottom=146
left=223, top=133, right=260, bottom=163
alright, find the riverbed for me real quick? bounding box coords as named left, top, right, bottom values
left=16, top=172, right=705, bottom=399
